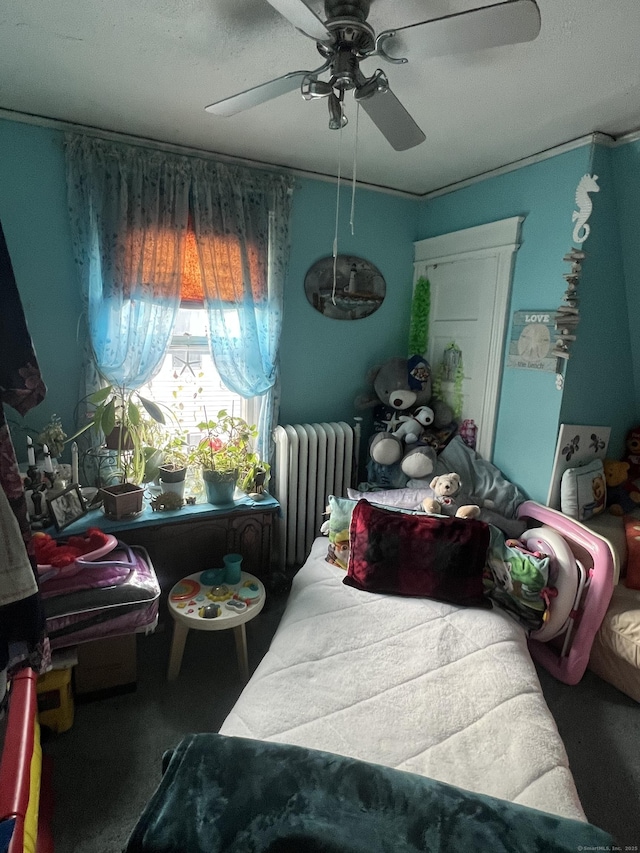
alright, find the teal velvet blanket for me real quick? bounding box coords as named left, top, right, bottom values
left=125, top=733, right=613, bottom=853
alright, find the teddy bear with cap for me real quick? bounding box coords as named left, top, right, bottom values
left=356, top=354, right=454, bottom=485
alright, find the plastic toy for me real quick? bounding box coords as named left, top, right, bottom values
left=237, top=585, right=261, bottom=602
left=200, top=568, right=226, bottom=586
left=34, top=527, right=115, bottom=576
left=225, top=598, right=248, bottom=612
left=207, top=584, right=232, bottom=602
left=170, top=578, right=201, bottom=601
left=199, top=603, right=221, bottom=618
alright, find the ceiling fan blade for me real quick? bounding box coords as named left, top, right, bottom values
left=377, top=0, right=540, bottom=61
left=357, top=87, right=425, bottom=151
left=205, top=72, right=309, bottom=117
left=265, top=0, right=331, bottom=41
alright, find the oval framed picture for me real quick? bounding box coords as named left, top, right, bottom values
left=304, top=255, right=386, bottom=320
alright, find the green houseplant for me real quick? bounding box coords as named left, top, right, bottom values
left=191, top=410, right=260, bottom=506
left=157, top=433, right=191, bottom=497
left=68, top=384, right=166, bottom=510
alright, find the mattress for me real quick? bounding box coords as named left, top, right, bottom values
left=220, top=536, right=586, bottom=822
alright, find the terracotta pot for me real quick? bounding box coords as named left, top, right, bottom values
left=100, top=482, right=144, bottom=519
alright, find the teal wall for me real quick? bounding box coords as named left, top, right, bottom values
left=1, top=114, right=637, bottom=499
left=279, top=178, right=419, bottom=426
left=0, top=119, right=83, bottom=463
left=0, top=117, right=419, bottom=467
left=612, top=138, right=640, bottom=408
left=417, top=147, right=597, bottom=502
left=559, top=144, right=635, bottom=460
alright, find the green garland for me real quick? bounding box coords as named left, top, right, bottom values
left=408, top=276, right=431, bottom=356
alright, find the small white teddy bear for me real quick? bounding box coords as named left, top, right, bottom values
left=421, top=472, right=481, bottom=519
left=391, top=405, right=435, bottom=445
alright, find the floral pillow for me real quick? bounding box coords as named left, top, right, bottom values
left=325, top=495, right=358, bottom=570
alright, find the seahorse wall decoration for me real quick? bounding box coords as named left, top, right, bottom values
left=572, top=174, right=600, bottom=244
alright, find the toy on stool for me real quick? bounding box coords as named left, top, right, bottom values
left=603, top=458, right=640, bottom=516
left=421, top=473, right=481, bottom=519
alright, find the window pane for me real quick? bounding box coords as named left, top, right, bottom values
left=140, top=308, right=249, bottom=444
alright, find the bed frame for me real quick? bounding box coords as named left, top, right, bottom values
left=0, top=668, right=53, bottom=853
left=122, top=500, right=618, bottom=851
left=517, top=500, right=616, bottom=685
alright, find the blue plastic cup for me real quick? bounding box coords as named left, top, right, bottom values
left=223, top=553, right=243, bottom=585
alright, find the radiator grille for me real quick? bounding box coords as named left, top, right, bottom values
left=272, top=421, right=360, bottom=569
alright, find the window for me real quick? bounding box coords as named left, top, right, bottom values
left=136, top=221, right=259, bottom=440
left=139, top=307, right=258, bottom=440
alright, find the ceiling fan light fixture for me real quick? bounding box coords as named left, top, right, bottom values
left=354, top=69, right=388, bottom=101
left=301, top=75, right=333, bottom=100
left=328, top=92, right=348, bottom=129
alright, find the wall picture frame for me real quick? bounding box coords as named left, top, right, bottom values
left=547, top=423, right=611, bottom=510
left=304, top=255, right=386, bottom=320
left=507, top=309, right=557, bottom=372
left=46, top=483, right=87, bottom=531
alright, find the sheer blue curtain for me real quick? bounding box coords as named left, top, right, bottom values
left=191, top=160, right=294, bottom=459
left=65, top=134, right=190, bottom=391
left=65, top=134, right=295, bottom=461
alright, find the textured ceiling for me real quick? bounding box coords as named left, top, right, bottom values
left=1, top=0, right=640, bottom=195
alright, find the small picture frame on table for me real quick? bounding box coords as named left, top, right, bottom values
left=46, top=484, right=87, bottom=532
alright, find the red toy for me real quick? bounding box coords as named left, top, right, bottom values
left=34, top=527, right=115, bottom=575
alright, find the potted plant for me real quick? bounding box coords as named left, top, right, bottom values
left=67, top=383, right=167, bottom=517
left=37, top=414, right=67, bottom=460
left=157, top=434, right=190, bottom=498
left=239, top=458, right=270, bottom=499
left=191, top=410, right=258, bottom=506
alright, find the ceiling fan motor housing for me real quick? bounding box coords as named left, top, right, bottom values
left=206, top=0, right=542, bottom=153
left=324, top=0, right=371, bottom=24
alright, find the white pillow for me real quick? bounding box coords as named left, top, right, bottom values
left=347, top=486, right=435, bottom=510
left=560, top=459, right=606, bottom=521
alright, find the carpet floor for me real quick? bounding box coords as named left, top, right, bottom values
left=42, top=593, right=640, bottom=853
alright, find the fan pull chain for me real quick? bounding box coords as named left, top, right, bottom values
left=349, top=101, right=360, bottom=235
left=331, top=101, right=345, bottom=305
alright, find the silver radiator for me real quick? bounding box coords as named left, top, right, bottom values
left=272, top=421, right=361, bottom=569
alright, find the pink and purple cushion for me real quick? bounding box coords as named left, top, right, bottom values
left=344, top=500, right=491, bottom=607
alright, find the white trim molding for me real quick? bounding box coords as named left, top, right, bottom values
left=413, top=216, right=524, bottom=460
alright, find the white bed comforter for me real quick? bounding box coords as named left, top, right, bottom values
left=220, top=537, right=585, bottom=822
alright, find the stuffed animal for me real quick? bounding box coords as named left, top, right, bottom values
left=356, top=355, right=453, bottom=482
left=623, top=425, right=640, bottom=483
left=421, top=473, right=481, bottom=519
left=603, top=458, right=640, bottom=516
left=392, top=405, right=435, bottom=444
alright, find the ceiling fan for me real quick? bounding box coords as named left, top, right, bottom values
left=205, top=0, right=541, bottom=152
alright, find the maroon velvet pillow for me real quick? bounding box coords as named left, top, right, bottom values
left=344, top=500, right=491, bottom=608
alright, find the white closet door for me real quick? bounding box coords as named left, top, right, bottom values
left=414, top=217, right=523, bottom=461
